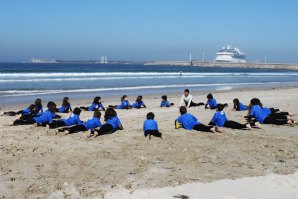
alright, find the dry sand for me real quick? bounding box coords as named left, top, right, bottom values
left=0, top=87, right=298, bottom=198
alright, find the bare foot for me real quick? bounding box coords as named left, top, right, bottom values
left=93, top=132, right=99, bottom=138
left=9, top=121, right=15, bottom=126
left=215, top=127, right=223, bottom=133
left=64, top=130, right=70, bottom=135
left=15, top=114, right=21, bottom=119
left=254, top=122, right=262, bottom=129
left=246, top=123, right=252, bottom=130
left=0, top=112, right=4, bottom=116
left=210, top=127, right=216, bottom=133
left=33, top=123, right=38, bottom=127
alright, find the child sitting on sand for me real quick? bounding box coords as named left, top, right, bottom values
left=247, top=98, right=295, bottom=126
left=89, top=108, right=123, bottom=138
left=11, top=102, right=57, bottom=127
left=232, top=98, right=248, bottom=111
left=160, top=95, right=174, bottom=107
left=179, top=89, right=204, bottom=108
left=209, top=104, right=251, bottom=130
left=132, top=96, right=146, bottom=109
left=57, top=97, right=72, bottom=113
left=57, top=110, right=102, bottom=134
left=205, top=93, right=228, bottom=110
left=48, top=107, right=82, bottom=129
left=80, top=96, right=105, bottom=111
left=143, top=112, right=162, bottom=139
left=175, top=106, right=221, bottom=133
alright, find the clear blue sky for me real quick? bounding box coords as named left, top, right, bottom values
left=0, top=0, right=297, bottom=62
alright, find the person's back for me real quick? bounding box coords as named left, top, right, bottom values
left=143, top=119, right=158, bottom=131
left=34, top=110, right=56, bottom=124
left=83, top=117, right=101, bottom=130
left=211, top=111, right=228, bottom=127
left=63, top=113, right=82, bottom=126
left=250, top=105, right=268, bottom=123
left=143, top=112, right=162, bottom=139
left=176, top=113, right=199, bottom=130
left=106, top=116, right=122, bottom=130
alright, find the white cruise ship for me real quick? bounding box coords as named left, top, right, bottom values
left=214, top=45, right=246, bottom=63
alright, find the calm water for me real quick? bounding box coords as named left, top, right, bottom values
left=0, top=63, right=298, bottom=105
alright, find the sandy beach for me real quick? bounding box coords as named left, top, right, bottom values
left=0, top=87, right=298, bottom=198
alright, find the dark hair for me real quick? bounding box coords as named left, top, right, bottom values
left=93, top=96, right=101, bottom=104
left=104, top=108, right=117, bottom=121
left=73, top=107, right=81, bottom=115
left=47, top=101, right=57, bottom=112
left=161, top=95, right=167, bottom=101
left=63, top=97, right=70, bottom=105
left=233, top=98, right=239, bottom=104
left=28, top=104, right=36, bottom=110
left=250, top=98, right=260, bottom=106
left=184, top=89, right=189, bottom=93
left=93, top=110, right=101, bottom=118
left=121, top=95, right=128, bottom=101
left=217, top=104, right=225, bottom=111
left=179, top=106, right=187, bottom=115
left=35, top=98, right=42, bottom=106
left=146, top=112, right=155, bottom=120
left=136, top=95, right=143, bottom=102
left=207, top=93, right=213, bottom=99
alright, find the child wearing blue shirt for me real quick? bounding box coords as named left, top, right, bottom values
left=109, top=95, right=132, bottom=109
left=233, top=98, right=248, bottom=111
left=205, top=94, right=228, bottom=110
left=175, top=106, right=220, bottom=133
left=143, top=112, right=162, bottom=139
left=209, top=104, right=251, bottom=130
left=59, top=110, right=102, bottom=134
left=160, top=95, right=174, bottom=107
left=57, top=97, right=72, bottom=113
left=1, top=104, right=35, bottom=117
left=132, top=96, right=147, bottom=109
left=80, top=96, right=105, bottom=111
left=248, top=98, right=294, bottom=125
left=90, top=108, right=123, bottom=138
left=48, top=108, right=82, bottom=129
left=12, top=102, right=57, bottom=126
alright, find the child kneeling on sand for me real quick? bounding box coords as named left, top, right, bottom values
left=209, top=104, right=251, bottom=130
left=143, top=112, right=162, bottom=139
left=160, top=95, right=174, bottom=107
left=89, top=108, right=123, bottom=138
left=57, top=110, right=102, bottom=134
left=175, top=106, right=221, bottom=133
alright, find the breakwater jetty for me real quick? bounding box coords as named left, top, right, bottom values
left=145, top=61, right=298, bottom=70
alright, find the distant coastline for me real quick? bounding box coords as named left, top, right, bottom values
left=145, top=61, right=298, bottom=70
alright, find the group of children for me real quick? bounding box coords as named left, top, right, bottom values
left=1, top=88, right=296, bottom=140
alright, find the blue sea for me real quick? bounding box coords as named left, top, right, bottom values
left=1, top=63, right=298, bottom=105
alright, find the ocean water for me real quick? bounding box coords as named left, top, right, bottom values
left=0, top=63, right=298, bottom=105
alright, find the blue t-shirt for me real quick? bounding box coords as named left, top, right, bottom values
left=262, top=107, right=272, bottom=115
left=117, top=100, right=130, bottom=109
left=211, top=111, right=228, bottom=127
left=176, top=113, right=201, bottom=130
left=106, top=116, right=122, bottom=130
left=34, top=110, right=56, bottom=124
left=207, top=99, right=217, bottom=109
left=88, top=103, right=102, bottom=111
left=58, top=103, right=72, bottom=113
left=82, top=117, right=102, bottom=130
left=250, top=105, right=270, bottom=123
left=62, top=114, right=82, bottom=126
left=160, top=101, right=171, bottom=107
left=22, top=108, right=31, bottom=116
left=143, top=119, right=158, bottom=132
left=132, top=101, right=145, bottom=108
left=239, top=103, right=248, bottom=111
